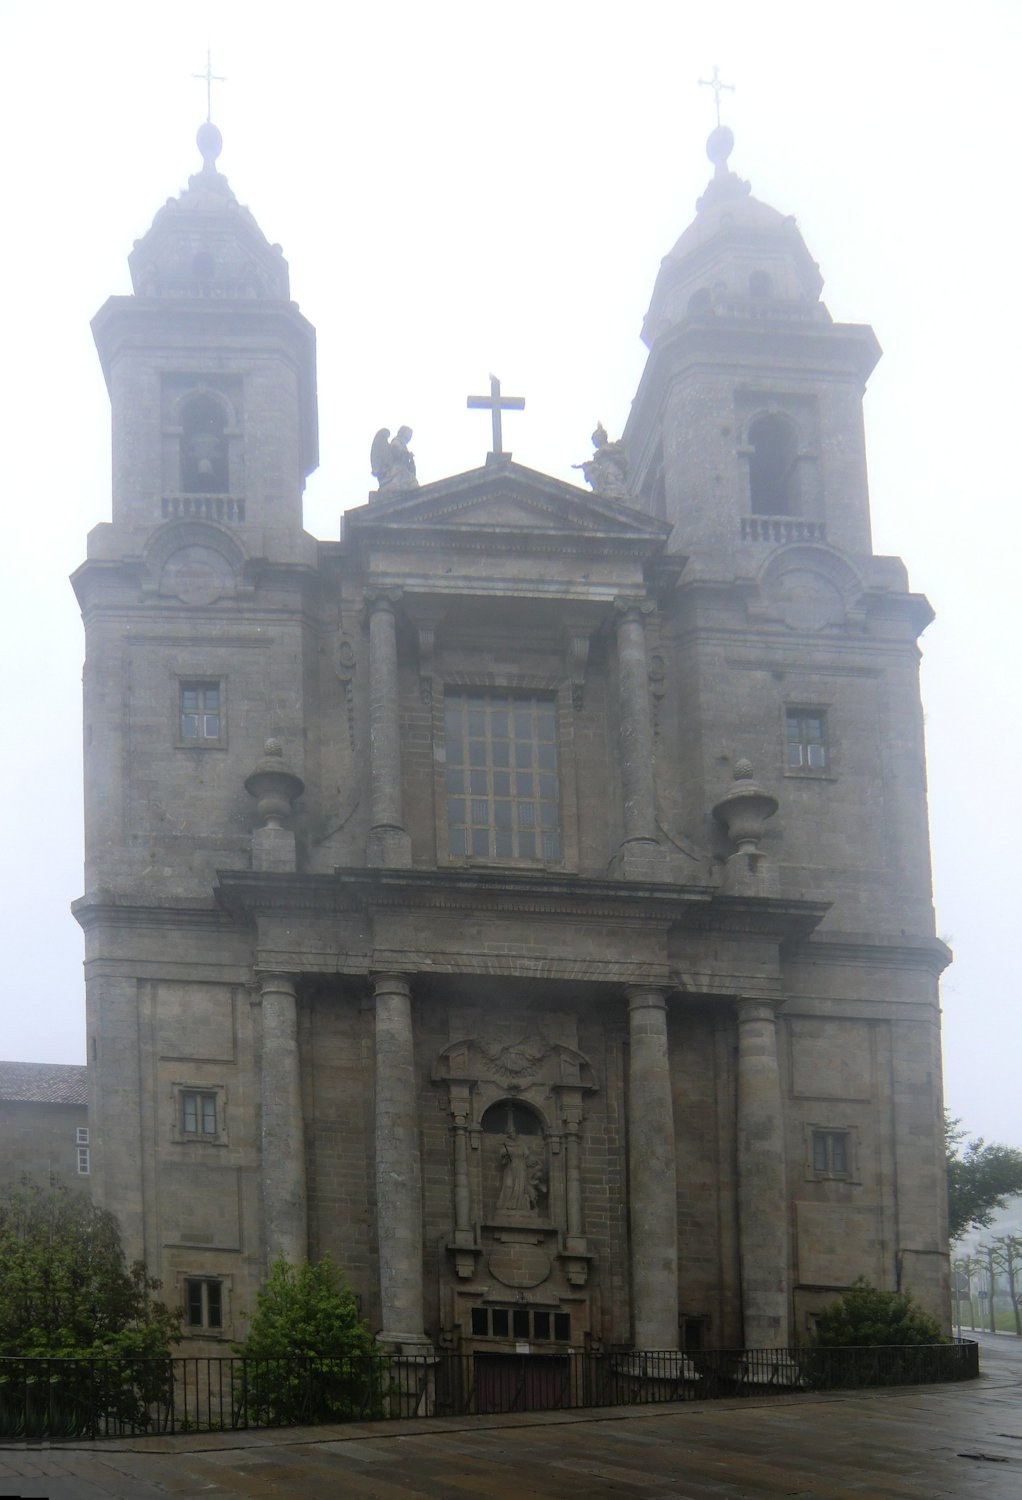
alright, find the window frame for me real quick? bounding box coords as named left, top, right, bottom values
left=783, top=705, right=833, bottom=778
left=434, top=677, right=578, bottom=872
left=805, top=1125, right=857, bottom=1183
left=171, top=1083, right=228, bottom=1147
left=176, top=676, right=227, bottom=750
left=180, top=1274, right=229, bottom=1337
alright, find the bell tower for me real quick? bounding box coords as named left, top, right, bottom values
left=91, top=122, right=318, bottom=542
left=625, top=126, right=879, bottom=557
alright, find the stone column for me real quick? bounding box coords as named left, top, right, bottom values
left=736, top=998, right=790, bottom=1348
left=626, top=984, right=678, bottom=1349
left=366, top=590, right=411, bottom=867
left=259, top=971, right=308, bottom=1267
left=614, top=599, right=666, bottom=880
left=564, top=1114, right=583, bottom=1241
left=373, top=972, right=427, bottom=1348
left=452, top=1109, right=471, bottom=1235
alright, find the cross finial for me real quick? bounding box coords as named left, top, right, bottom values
left=192, top=49, right=226, bottom=124
left=698, top=65, right=734, bottom=129
left=467, top=374, right=525, bottom=459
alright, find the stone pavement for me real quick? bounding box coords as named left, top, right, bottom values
left=0, top=1335, right=1018, bottom=1499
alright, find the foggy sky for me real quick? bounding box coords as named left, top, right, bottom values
left=0, top=0, right=1018, bottom=1145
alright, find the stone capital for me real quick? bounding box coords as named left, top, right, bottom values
left=736, top=996, right=779, bottom=1026
left=363, top=585, right=403, bottom=618
left=614, top=594, right=656, bottom=620
left=625, top=983, right=668, bottom=1013
left=255, top=969, right=299, bottom=1000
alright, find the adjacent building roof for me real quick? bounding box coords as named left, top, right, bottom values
left=0, top=1062, right=88, bottom=1106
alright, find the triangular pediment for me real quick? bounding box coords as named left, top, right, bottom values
left=347, top=461, right=670, bottom=546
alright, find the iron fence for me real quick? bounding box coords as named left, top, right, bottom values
left=0, top=1339, right=978, bottom=1441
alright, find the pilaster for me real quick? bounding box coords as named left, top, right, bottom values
left=258, top=970, right=308, bottom=1267
left=366, top=590, right=412, bottom=867
left=736, top=996, right=790, bottom=1348
left=372, top=971, right=428, bottom=1349
left=626, top=984, right=678, bottom=1348
left=614, top=599, right=667, bottom=880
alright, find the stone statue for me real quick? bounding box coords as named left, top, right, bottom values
left=370, top=426, right=419, bottom=492
left=573, top=423, right=630, bottom=499
left=496, top=1118, right=545, bottom=1212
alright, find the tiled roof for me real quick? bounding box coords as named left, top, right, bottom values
left=0, top=1062, right=88, bottom=1106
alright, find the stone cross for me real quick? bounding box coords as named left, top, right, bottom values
left=467, top=374, right=525, bottom=456
left=698, top=65, right=734, bottom=128
left=193, top=49, right=227, bottom=123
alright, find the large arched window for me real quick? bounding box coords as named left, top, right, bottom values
left=748, top=413, right=799, bottom=515
left=180, top=394, right=229, bottom=494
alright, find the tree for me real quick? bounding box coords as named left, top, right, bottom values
left=0, top=1178, right=178, bottom=1359
left=811, top=1277, right=945, bottom=1348
left=0, top=1178, right=180, bottom=1437
left=233, top=1256, right=382, bottom=1426
left=946, top=1114, right=1022, bottom=1242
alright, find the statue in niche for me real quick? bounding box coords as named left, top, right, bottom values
left=497, top=1113, right=546, bottom=1213
left=370, top=426, right=419, bottom=492
left=573, top=422, right=630, bottom=499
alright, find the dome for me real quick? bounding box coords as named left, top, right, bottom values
left=640, top=129, right=828, bottom=349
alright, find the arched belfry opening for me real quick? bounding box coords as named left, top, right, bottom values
left=180, top=393, right=229, bottom=494
left=748, top=413, right=799, bottom=515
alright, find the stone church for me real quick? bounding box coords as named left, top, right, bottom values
left=73, top=116, right=950, bottom=1361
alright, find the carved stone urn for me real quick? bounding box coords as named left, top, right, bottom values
left=244, top=739, right=304, bottom=872
left=712, top=759, right=778, bottom=855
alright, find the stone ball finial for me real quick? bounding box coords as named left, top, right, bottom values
left=706, top=124, right=735, bottom=172
left=733, top=757, right=754, bottom=780
left=262, top=737, right=284, bottom=758
left=197, top=120, right=223, bottom=170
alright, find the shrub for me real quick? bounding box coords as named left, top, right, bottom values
left=811, top=1277, right=946, bottom=1348
left=233, top=1256, right=384, bottom=1426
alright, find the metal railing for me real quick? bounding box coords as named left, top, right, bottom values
left=0, top=1341, right=978, bottom=1441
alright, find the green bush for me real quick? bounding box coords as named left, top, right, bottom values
left=0, top=1178, right=179, bottom=1435
left=233, top=1256, right=384, bottom=1426
left=811, top=1277, right=946, bottom=1348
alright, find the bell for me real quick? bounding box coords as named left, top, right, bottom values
left=197, top=458, right=214, bottom=476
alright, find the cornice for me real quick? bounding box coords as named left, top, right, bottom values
left=786, top=931, right=952, bottom=977
left=213, top=866, right=827, bottom=941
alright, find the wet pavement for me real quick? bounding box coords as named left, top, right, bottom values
left=0, top=1332, right=1018, bottom=1498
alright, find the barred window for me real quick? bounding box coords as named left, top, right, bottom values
left=444, top=692, right=560, bottom=862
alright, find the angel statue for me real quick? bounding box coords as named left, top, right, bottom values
left=370, top=426, right=419, bottom=493
left=573, top=422, right=630, bottom=500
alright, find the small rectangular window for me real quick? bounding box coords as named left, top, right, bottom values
left=532, top=1311, right=550, bottom=1340
left=76, top=1145, right=90, bottom=1175
left=471, top=1307, right=489, bottom=1336
left=811, top=1129, right=851, bottom=1177
left=76, top=1127, right=89, bottom=1145
left=181, top=1090, right=217, bottom=1136
left=491, top=1309, right=509, bottom=1338
left=184, top=1278, right=224, bottom=1331
left=512, top=1309, right=530, bottom=1339
left=180, top=681, right=222, bottom=744
left=554, top=1312, right=571, bottom=1341
left=786, top=709, right=828, bottom=771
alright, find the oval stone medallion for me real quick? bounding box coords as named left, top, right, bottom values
left=487, top=1246, right=551, bottom=1289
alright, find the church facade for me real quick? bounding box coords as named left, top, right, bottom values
left=73, top=119, right=949, bottom=1359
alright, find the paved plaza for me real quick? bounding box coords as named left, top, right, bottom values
left=0, top=1335, right=1018, bottom=1499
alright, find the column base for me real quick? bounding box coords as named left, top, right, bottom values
left=613, top=837, right=669, bottom=883
left=367, top=825, right=412, bottom=867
